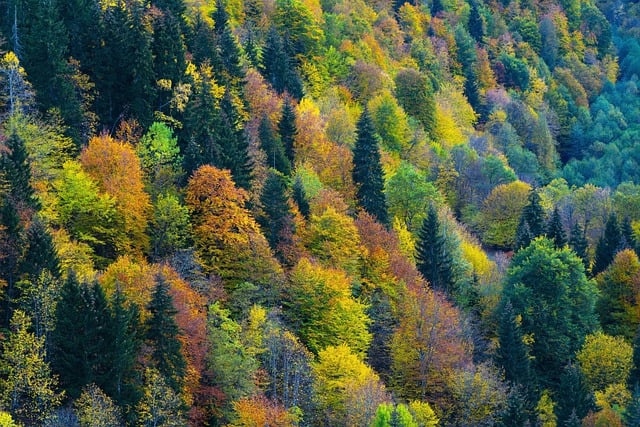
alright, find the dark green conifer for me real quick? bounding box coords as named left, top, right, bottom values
left=1, top=130, right=35, bottom=209
left=555, top=363, right=596, bottom=425
left=259, top=115, right=291, bottom=176
left=212, top=0, right=244, bottom=85
left=498, top=385, right=532, bottom=427
left=151, top=8, right=186, bottom=110
left=218, top=88, right=252, bottom=189
left=292, top=175, right=310, bottom=219
left=624, top=385, right=640, bottom=427
left=622, top=216, right=638, bottom=254
left=468, top=1, right=485, bottom=42
left=593, top=212, right=622, bottom=275
left=416, top=205, right=454, bottom=293
left=515, top=190, right=546, bottom=250
left=261, top=26, right=303, bottom=99
left=629, top=327, right=640, bottom=390
left=569, top=222, right=589, bottom=270
left=546, top=207, right=567, bottom=249
left=278, top=99, right=298, bottom=164
left=146, top=273, right=186, bottom=394
left=515, top=216, right=534, bottom=251
left=352, top=108, right=389, bottom=226
left=497, top=301, right=533, bottom=387
left=189, top=14, right=221, bottom=67
left=20, top=219, right=60, bottom=280
left=259, top=170, right=295, bottom=265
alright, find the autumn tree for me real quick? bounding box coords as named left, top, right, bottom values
left=502, top=238, right=598, bottom=390
left=74, top=384, right=122, bottom=427
left=576, top=332, right=633, bottom=393
left=479, top=181, right=531, bottom=249
left=352, top=108, right=388, bottom=226
left=137, top=368, right=186, bottom=427
left=394, top=68, right=436, bottom=136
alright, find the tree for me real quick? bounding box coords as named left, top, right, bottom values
left=0, top=310, right=61, bottom=425
left=576, top=332, right=632, bottom=393
left=136, top=122, right=183, bottom=197
left=479, top=181, right=531, bottom=249
left=547, top=207, right=567, bottom=249
left=0, top=129, right=35, bottom=210
left=228, top=395, right=298, bottom=427
left=259, top=115, right=291, bottom=176
left=569, top=222, right=589, bottom=270
left=515, top=190, right=546, bottom=250
left=217, top=88, right=252, bottom=190
left=394, top=69, right=436, bottom=137
left=624, top=385, right=640, bottom=427
left=137, top=368, right=185, bottom=427
left=496, top=301, right=534, bottom=389
left=502, top=238, right=598, bottom=390
left=212, top=0, right=244, bottom=86
left=554, top=363, right=596, bottom=426
left=74, top=384, right=122, bottom=427
left=145, top=273, right=186, bottom=394
left=352, top=108, right=388, bottom=225
left=261, top=26, right=303, bottom=99
left=468, top=1, right=484, bottom=41
left=292, top=175, right=310, bottom=219
left=416, top=205, right=454, bottom=294
left=278, top=99, right=298, bottom=164
left=258, top=170, right=295, bottom=264
left=150, top=193, right=192, bottom=261
left=593, top=213, right=623, bottom=275
left=596, top=249, right=640, bottom=340
left=0, top=52, right=35, bottom=117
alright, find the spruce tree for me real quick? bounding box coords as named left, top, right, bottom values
left=416, top=205, right=455, bottom=293
left=20, top=219, right=60, bottom=280
left=352, top=108, right=389, bottom=226
left=515, top=190, right=546, bottom=250
left=212, top=0, right=244, bottom=85
left=468, top=1, right=485, bottom=42
left=625, top=385, right=640, bottom=427
left=218, top=88, right=252, bottom=190
left=151, top=8, right=186, bottom=109
left=261, top=26, right=303, bottom=99
left=630, top=327, right=640, bottom=390
left=622, top=216, right=638, bottom=254
left=258, top=170, right=295, bottom=263
left=546, top=207, right=567, bottom=249
left=555, top=363, right=596, bottom=425
left=1, top=130, right=35, bottom=209
left=497, top=301, right=533, bottom=387
left=498, top=385, right=532, bottom=427
left=292, top=175, right=310, bottom=219
left=259, top=114, right=291, bottom=176
left=593, top=212, right=622, bottom=275
left=515, top=216, right=534, bottom=251
left=569, top=222, right=589, bottom=270
left=278, top=98, right=298, bottom=164
left=146, top=274, right=186, bottom=394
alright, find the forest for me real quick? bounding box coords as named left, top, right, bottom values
left=0, top=0, right=639, bottom=424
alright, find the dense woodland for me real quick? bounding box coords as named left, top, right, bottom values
left=0, top=0, right=639, bottom=424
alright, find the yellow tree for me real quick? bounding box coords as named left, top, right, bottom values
left=79, top=134, right=151, bottom=256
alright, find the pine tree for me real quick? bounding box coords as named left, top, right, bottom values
left=546, top=207, right=567, bottom=249
left=20, top=219, right=60, bottom=280
left=352, top=108, right=389, bottom=226
left=498, top=385, right=532, bottom=427
left=625, top=385, right=640, bottom=427
left=468, top=1, right=485, bottom=42
left=212, top=0, right=244, bottom=85
left=0, top=130, right=35, bottom=209
left=278, top=98, right=298, bottom=164
left=629, top=327, right=640, bottom=389
left=258, top=170, right=295, bottom=264
left=569, top=222, right=589, bottom=270
left=497, top=301, right=533, bottom=386
left=151, top=8, right=186, bottom=110
left=555, top=363, right=596, bottom=425
left=292, top=175, right=310, bottom=219
left=515, top=190, right=546, bottom=250
left=261, top=26, right=303, bottom=99
left=515, top=216, right=534, bottom=251
left=259, top=115, right=291, bottom=176
left=218, top=88, right=252, bottom=190
left=593, top=213, right=622, bottom=275
left=622, top=216, right=638, bottom=254
left=189, top=14, right=220, bottom=67
left=145, top=274, right=186, bottom=394
left=416, top=205, right=455, bottom=294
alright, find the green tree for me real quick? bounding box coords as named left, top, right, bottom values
left=212, top=0, right=245, bottom=85
left=74, top=384, right=122, bottom=427
left=593, top=213, right=623, bottom=275
left=137, top=368, right=185, bottom=427
left=353, top=108, right=388, bottom=226
left=416, top=205, right=455, bottom=294
left=497, top=301, right=534, bottom=388
left=218, top=88, right=252, bottom=190
left=502, top=238, right=598, bottom=390
left=468, top=1, right=485, bottom=42
left=554, top=363, right=595, bottom=426
left=261, top=26, right=303, bottom=99
left=150, top=193, right=192, bottom=261
left=625, top=385, right=640, bottom=427
left=259, top=115, right=291, bottom=176
left=137, top=122, right=183, bottom=197
left=292, top=175, right=310, bottom=219
left=515, top=190, right=546, bottom=250
left=278, top=98, right=298, bottom=164
left=546, top=207, right=567, bottom=249
left=576, top=332, right=632, bottom=393
left=20, top=219, right=60, bottom=280
left=394, top=68, right=436, bottom=137
left=145, top=274, right=186, bottom=394
left=258, top=170, right=295, bottom=264
left=569, top=222, right=589, bottom=270
left=0, top=310, right=61, bottom=425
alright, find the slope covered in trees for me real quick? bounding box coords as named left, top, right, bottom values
left=0, top=0, right=639, bottom=424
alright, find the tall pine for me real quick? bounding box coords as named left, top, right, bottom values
left=515, top=190, right=546, bottom=250
left=145, top=273, right=186, bottom=394
left=258, top=170, right=295, bottom=265
left=569, top=222, right=589, bottom=270
left=546, top=207, right=567, bottom=249
left=593, top=212, right=622, bottom=275
left=259, top=114, right=291, bottom=176
left=218, top=88, right=252, bottom=190
left=261, top=26, right=303, bottom=99
left=352, top=108, right=389, bottom=226
left=278, top=98, right=298, bottom=165
left=415, top=204, right=455, bottom=294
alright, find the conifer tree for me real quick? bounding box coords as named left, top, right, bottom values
left=218, top=88, right=252, bottom=189
left=593, top=212, right=622, bottom=275
left=569, top=222, right=589, bottom=269
left=258, top=170, right=295, bottom=263
left=625, top=385, right=640, bottom=427
left=515, top=190, right=546, bottom=250
left=189, top=14, right=220, bottom=67
left=1, top=130, right=35, bottom=209
left=151, top=8, right=186, bottom=109
left=630, top=327, right=640, bottom=389
left=497, top=301, right=533, bottom=387
left=20, top=219, right=60, bottom=280
left=546, top=207, right=567, bottom=249
left=468, top=1, right=485, bottom=42
left=259, top=115, right=291, bottom=176
left=212, top=0, right=244, bottom=85
left=145, top=274, right=186, bottom=394
left=622, top=216, right=638, bottom=254
left=555, top=363, right=595, bottom=425
left=352, top=108, right=389, bottom=226
left=498, top=385, right=532, bottom=427
left=292, top=175, right=310, bottom=219
left=416, top=205, right=454, bottom=294
left=278, top=98, right=298, bottom=164
left=261, top=26, right=303, bottom=99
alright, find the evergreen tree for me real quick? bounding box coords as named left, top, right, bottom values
left=292, top=175, right=310, bottom=219
left=189, top=14, right=220, bottom=67
left=366, top=288, right=397, bottom=382
left=546, top=207, right=567, bottom=249
left=468, top=1, right=485, bottom=42
left=259, top=114, right=291, bottom=176
left=212, top=0, right=244, bottom=85
left=218, top=88, right=252, bottom=189
left=622, top=216, right=638, bottom=254
left=498, top=385, right=532, bottom=427
left=593, top=212, right=622, bottom=275
left=497, top=301, right=533, bottom=387
left=352, top=108, right=389, bottom=226
left=145, top=274, right=186, bottom=394
left=261, top=26, right=303, bottom=99
left=515, top=190, right=546, bottom=250
left=554, top=363, right=595, bottom=425
left=431, top=0, right=444, bottom=16
left=416, top=205, right=455, bottom=294
left=515, top=216, right=534, bottom=251
left=625, top=385, right=640, bottom=427
left=454, top=25, right=481, bottom=113
left=569, top=222, right=589, bottom=270
left=151, top=8, right=186, bottom=111
left=258, top=170, right=295, bottom=264
left=278, top=98, right=298, bottom=165
left=0, top=130, right=35, bottom=209
left=630, top=327, right=640, bottom=389
left=20, top=219, right=60, bottom=280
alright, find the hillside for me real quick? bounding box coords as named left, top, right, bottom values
left=0, top=0, right=639, bottom=424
